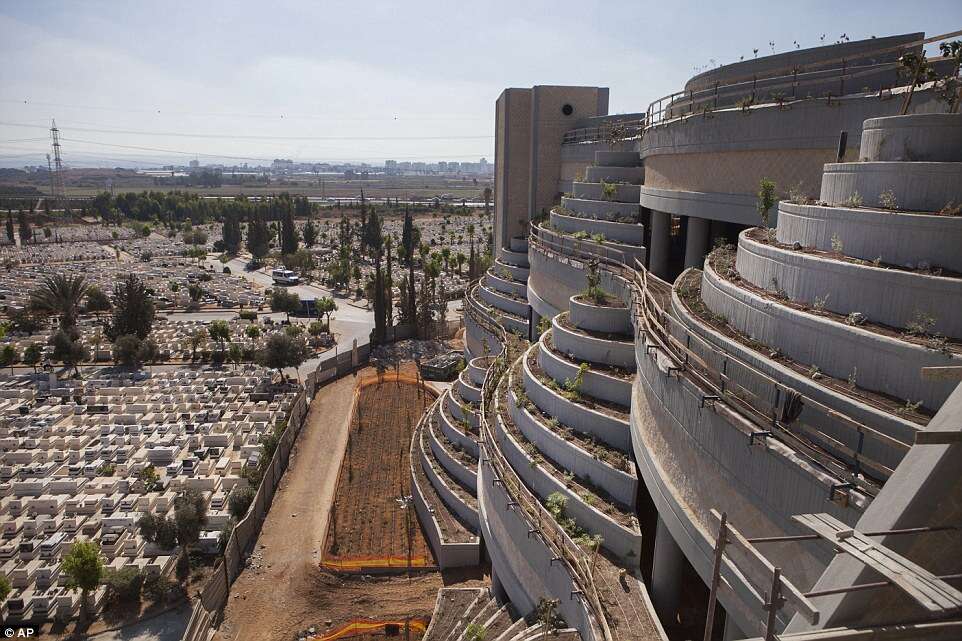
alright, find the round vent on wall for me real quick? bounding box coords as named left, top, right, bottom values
left=561, top=104, right=574, bottom=116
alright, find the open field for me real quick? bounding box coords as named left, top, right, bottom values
left=322, top=369, right=437, bottom=569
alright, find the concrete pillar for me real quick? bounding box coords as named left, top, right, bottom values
left=490, top=565, right=508, bottom=603
left=651, top=516, right=685, bottom=625
left=648, top=210, right=671, bottom=279
left=684, top=216, right=711, bottom=269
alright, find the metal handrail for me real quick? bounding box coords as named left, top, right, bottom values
left=527, top=220, right=910, bottom=500
left=466, top=281, right=615, bottom=640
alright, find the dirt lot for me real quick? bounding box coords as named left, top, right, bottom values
left=323, top=372, right=435, bottom=567
left=217, top=368, right=486, bottom=641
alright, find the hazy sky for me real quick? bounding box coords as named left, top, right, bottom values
left=1, top=0, right=960, bottom=167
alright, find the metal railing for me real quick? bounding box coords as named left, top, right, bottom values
left=562, top=30, right=962, bottom=145
left=528, top=220, right=911, bottom=502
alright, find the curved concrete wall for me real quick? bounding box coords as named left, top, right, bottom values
left=561, top=197, right=639, bottom=221
left=736, top=231, right=962, bottom=337
left=584, top=165, right=644, bottom=184
left=632, top=335, right=864, bottom=636
left=477, top=461, right=601, bottom=639
left=495, top=390, right=641, bottom=563
left=569, top=296, right=631, bottom=335
left=440, top=394, right=480, bottom=457
left=459, top=371, right=482, bottom=405
left=468, top=357, right=493, bottom=387
left=701, top=261, right=954, bottom=430
left=494, top=258, right=530, bottom=281
left=427, top=416, right=478, bottom=493
left=860, top=114, right=962, bottom=162
left=819, top=161, right=962, bottom=212
left=420, top=428, right=480, bottom=531
left=522, top=348, right=630, bottom=451
left=479, top=283, right=530, bottom=318
left=776, top=202, right=962, bottom=272
left=670, top=270, right=920, bottom=475
left=411, top=463, right=480, bottom=568
left=551, top=315, right=636, bottom=371
left=640, top=185, right=762, bottom=227
left=486, top=271, right=528, bottom=297
left=499, top=247, right=530, bottom=268
left=538, top=338, right=631, bottom=407
left=550, top=210, right=645, bottom=246
left=508, top=388, right=637, bottom=507
left=572, top=181, right=641, bottom=201
left=465, top=313, right=503, bottom=361
left=526, top=279, right=562, bottom=326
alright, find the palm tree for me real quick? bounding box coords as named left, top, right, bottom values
left=29, top=274, right=88, bottom=331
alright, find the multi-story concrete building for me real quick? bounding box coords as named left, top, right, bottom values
left=415, top=31, right=962, bottom=641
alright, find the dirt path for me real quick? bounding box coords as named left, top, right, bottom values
left=217, top=374, right=358, bottom=641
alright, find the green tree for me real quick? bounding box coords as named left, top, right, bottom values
left=244, top=324, right=261, bottom=340
left=174, top=488, right=208, bottom=556
left=246, top=209, right=270, bottom=263
left=112, top=335, right=144, bottom=366
left=228, top=486, right=257, bottom=520
left=17, top=209, right=30, bottom=243
left=139, top=465, right=161, bottom=492
left=105, top=274, right=156, bottom=341
left=269, top=287, right=300, bottom=322
left=102, top=567, right=144, bottom=607
left=50, top=329, right=89, bottom=375
left=208, top=320, right=230, bottom=355
left=222, top=212, right=242, bottom=255
left=0, top=344, right=17, bottom=374
left=22, top=343, right=42, bottom=373
left=85, top=285, right=112, bottom=313
left=29, top=274, right=89, bottom=331
left=280, top=205, right=299, bottom=254
left=256, top=332, right=309, bottom=379
left=0, top=574, right=10, bottom=602
left=188, top=329, right=207, bottom=362
left=302, top=218, right=318, bottom=248
left=5, top=211, right=13, bottom=243
left=138, top=512, right=178, bottom=549
left=61, top=539, right=105, bottom=620
left=227, top=342, right=244, bottom=370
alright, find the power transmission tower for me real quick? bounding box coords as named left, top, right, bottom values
left=49, top=119, right=69, bottom=213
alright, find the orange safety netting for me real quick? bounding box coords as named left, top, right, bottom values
left=319, top=554, right=436, bottom=572
left=318, top=617, right=429, bottom=640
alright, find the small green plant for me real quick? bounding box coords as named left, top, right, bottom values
left=537, top=315, right=552, bottom=336
left=756, top=178, right=777, bottom=226
left=905, top=310, right=937, bottom=337
left=939, top=201, right=962, bottom=216
left=898, top=51, right=937, bottom=115
left=844, top=191, right=863, bottom=208
left=601, top=181, right=617, bottom=201
left=813, top=294, right=830, bottom=312
left=571, top=230, right=590, bottom=240
left=897, top=399, right=923, bottom=415
left=465, top=623, right=487, bottom=641
left=847, top=367, right=858, bottom=389
left=878, top=189, right=898, bottom=210
left=937, top=41, right=962, bottom=113
left=563, top=363, right=589, bottom=399
left=787, top=182, right=811, bottom=205
left=830, top=233, right=844, bottom=254
left=581, top=259, right=614, bottom=306
left=590, top=233, right=606, bottom=243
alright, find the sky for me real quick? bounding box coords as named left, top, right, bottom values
left=1, top=0, right=960, bottom=168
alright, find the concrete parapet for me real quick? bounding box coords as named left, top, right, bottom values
left=569, top=295, right=631, bottom=335
left=561, top=196, right=639, bottom=221
left=700, top=260, right=955, bottom=427
left=736, top=230, right=962, bottom=338
left=485, top=270, right=528, bottom=297
left=550, top=209, right=645, bottom=246
left=499, top=247, right=530, bottom=268
left=775, top=201, right=962, bottom=272
left=572, top=181, right=641, bottom=202
left=426, top=415, right=478, bottom=493
left=819, top=161, right=962, bottom=213
left=859, top=114, right=962, bottom=162
left=584, top=165, right=644, bottom=184
left=537, top=336, right=631, bottom=407
left=551, top=314, right=636, bottom=371
left=640, top=186, right=763, bottom=228
left=595, top=150, right=642, bottom=167
left=479, top=283, right=530, bottom=318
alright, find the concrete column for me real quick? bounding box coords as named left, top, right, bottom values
left=648, top=210, right=671, bottom=279
left=684, top=216, right=711, bottom=269
left=651, top=516, right=685, bottom=625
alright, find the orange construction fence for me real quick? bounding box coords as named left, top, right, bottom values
left=318, top=617, right=429, bottom=640
left=320, top=554, right=436, bottom=572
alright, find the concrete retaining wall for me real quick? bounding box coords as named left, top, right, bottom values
left=561, top=196, right=639, bottom=221
left=494, top=258, right=530, bottom=281
left=538, top=338, right=631, bottom=407
left=700, top=263, right=946, bottom=445
left=411, top=460, right=480, bottom=568
left=479, top=283, right=530, bottom=318
left=494, top=390, right=642, bottom=563
left=860, top=114, right=962, bottom=162
left=776, top=201, right=962, bottom=272
left=477, top=461, right=601, bottom=640
left=572, top=181, right=641, bottom=201
left=499, top=247, right=530, bottom=268
left=427, top=416, right=478, bottom=493
left=819, top=161, right=962, bottom=212
left=736, top=230, right=962, bottom=337
left=672, top=269, right=920, bottom=474
left=485, top=270, right=528, bottom=297
left=458, top=371, right=482, bottom=405
left=551, top=315, right=636, bottom=371
left=508, top=388, right=637, bottom=507
left=569, top=295, right=631, bottom=335
left=550, top=210, right=644, bottom=245
left=420, top=430, right=480, bottom=531
left=640, top=186, right=763, bottom=227
left=522, top=346, right=630, bottom=451
left=465, top=311, right=502, bottom=360
left=584, top=165, right=644, bottom=183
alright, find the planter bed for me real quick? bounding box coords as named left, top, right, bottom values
left=495, top=366, right=641, bottom=562
left=521, top=345, right=630, bottom=451
left=549, top=208, right=645, bottom=247
left=427, top=413, right=478, bottom=491
left=568, top=293, right=630, bottom=336
left=553, top=313, right=636, bottom=371
left=446, top=387, right=479, bottom=433
left=509, top=378, right=636, bottom=506
left=419, top=418, right=479, bottom=528
left=458, top=370, right=482, bottom=405
left=493, top=258, right=529, bottom=281
left=413, top=422, right=477, bottom=543
left=438, top=393, right=480, bottom=455
left=539, top=333, right=632, bottom=408
left=485, top=269, right=528, bottom=297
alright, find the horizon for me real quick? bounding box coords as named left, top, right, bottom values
left=2, top=0, right=961, bottom=169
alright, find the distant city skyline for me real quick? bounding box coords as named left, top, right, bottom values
left=1, top=0, right=960, bottom=168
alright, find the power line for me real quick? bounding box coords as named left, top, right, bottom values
left=0, top=120, right=493, bottom=141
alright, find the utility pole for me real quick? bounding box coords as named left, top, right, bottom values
left=49, top=120, right=68, bottom=214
